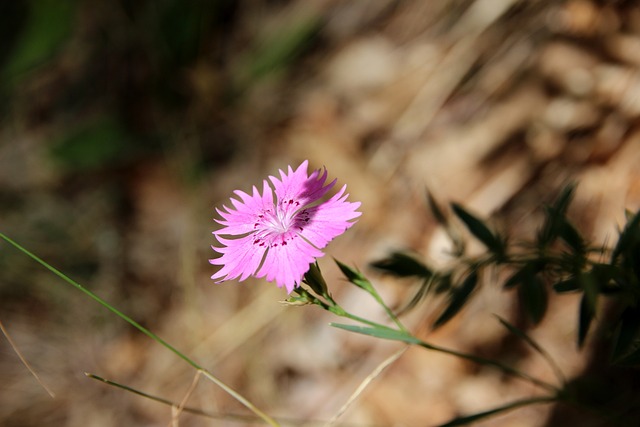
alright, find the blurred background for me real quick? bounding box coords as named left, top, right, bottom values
left=1, top=0, right=640, bottom=426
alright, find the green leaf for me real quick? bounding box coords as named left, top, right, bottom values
left=302, top=262, right=328, bottom=297
left=590, top=263, right=620, bottom=292
left=578, top=293, right=594, bottom=348
left=239, top=13, right=321, bottom=84
left=553, top=277, right=579, bottom=293
left=49, top=117, right=133, bottom=172
left=0, top=232, right=279, bottom=426
left=427, top=190, right=448, bottom=226
left=439, top=396, right=556, bottom=427
left=433, top=270, right=478, bottom=328
left=554, top=183, right=577, bottom=214
left=434, top=273, right=453, bottom=294
left=370, top=252, right=432, bottom=278
left=612, top=209, right=640, bottom=263
left=518, top=272, right=548, bottom=325
left=537, top=183, right=577, bottom=247
left=495, top=315, right=566, bottom=383
left=3, top=0, right=74, bottom=82
left=612, top=304, right=640, bottom=362
left=578, top=272, right=599, bottom=315
left=504, top=267, right=526, bottom=289
left=427, top=191, right=466, bottom=256
left=397, top=276, right=436, bottom=315
left=335, top=260, right=374, bottom=293
left=505, top=262, right=543, bottom=289
left=496, top=316, right=546, bottom=355
left=451, top=203, right=504, bottom=257
left=330, top=323, right=420, bottom=344
left=558, top=217, right=585, bottom=255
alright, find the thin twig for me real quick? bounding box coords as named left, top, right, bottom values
left=0, top=319, right=55, bottom=398
left=0, top=232, right=279, bottom=427
left=170, top=370, right=202, bottom=427
left=324, top=346, right=408, bottom=426
left=86, top=372, right=383, bottom=426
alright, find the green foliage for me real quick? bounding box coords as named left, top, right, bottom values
left=330, top=323, right=420, bottom=344
left=49, top=116, right=134, bottom=172
left=335, top=260, right=374, bottom=293
left=612, top=304, right=640, bottom=363
left=370, top=251, right=432, bottom=278
left=434, top=269, right=478, bottom=328
left=301, top=262, right=329, bottom=297
left=0, top=232, right=280, bottom=427
left=371, top=184, right=640, bottom=361
left=438, top=396, right=556, bottom=427
left=2, top=0, right=74, bottom=83
left=238, top=13, right=321, bottom=85
left=427, top=191, right=465, bottom=256
left=537, top=183, right=576, bottom=247
left=518, top=268, right=548, bottom=325
left=451, top=203, right=506, bottom=259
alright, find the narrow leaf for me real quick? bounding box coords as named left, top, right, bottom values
left=451, top=203, right=504, bottom=257
left=370, top=252, right=432, bottom=278
left=0, top=232, right=279, bottom=426
left=558, top=217, right=585, bottom=255
left=495, top=316, right=565, bottom=384
left=578, top=272, right=599, bottom=315
left=612, top=304, right=640, bottom=362
left=612, top=209, right=640, bottom=263
left=330, top=323, right=420, bottom=344
left=439, top=396, right=556, bottom=427
left=518, top=273, right=548, bottom=325
left=335, top=260, right=373, bottom=292
left=302, top=262, right=328, bottom=297
left=398, top=276, right=435, bottom=315
left=538, top=183, right=576, bottom=246
left=434, top=270, right=478, bottom=328
left=434, top=273, right=453, bottom=294
left=427, top=190, right=448, bottom=226
left=553, top=277, right=579, bottom=293
left=578, top=293, right=594, bottom=348
left=504, top=267, right=526, bottom=289
left=3, top=0, right=74, bottom=81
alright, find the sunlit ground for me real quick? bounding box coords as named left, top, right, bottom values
left=2, top=1, right=640, bottom=426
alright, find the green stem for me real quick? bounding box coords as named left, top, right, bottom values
left=439, top=395, right=557, bottom=427
left=367, top=288, right=407, bottom=331
left=328, top=304, right=397, bottom=331
left=0, top=232, right=280, bottom=427
left=86, top=372, right=373, bottom=427
left=415, top=339, right=558, bottom=393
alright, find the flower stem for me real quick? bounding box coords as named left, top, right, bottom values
left=367, top=287, right=407, bottom=331
left=328, top=304, right=397, bottom=331
left=0, top=232, right=280, bottom=427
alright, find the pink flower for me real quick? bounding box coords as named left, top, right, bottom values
left=210, top=160, right=361, bottom=293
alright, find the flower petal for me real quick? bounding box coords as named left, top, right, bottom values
left=211, top=160, right=361, bottom=293
left=269, top=160, right=336, bottom=209
left=214, top=181, right=274, bottom=236
left=299, top=185, right=361, bottom=249
left=256, top=235, right=323, bottom=293
left=210, top=234, right=266, bottom=282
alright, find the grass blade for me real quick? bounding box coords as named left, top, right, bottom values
left=439, top=396, right=556, bottom=427
left=495, top=315, right=565, bottom=384
left=0, top=232, right=279, bottom=427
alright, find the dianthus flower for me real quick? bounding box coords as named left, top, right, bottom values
left=210, top=160, right=361, bottom=293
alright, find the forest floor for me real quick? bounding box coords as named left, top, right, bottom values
left=2, top=1, right=640, bottom=426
